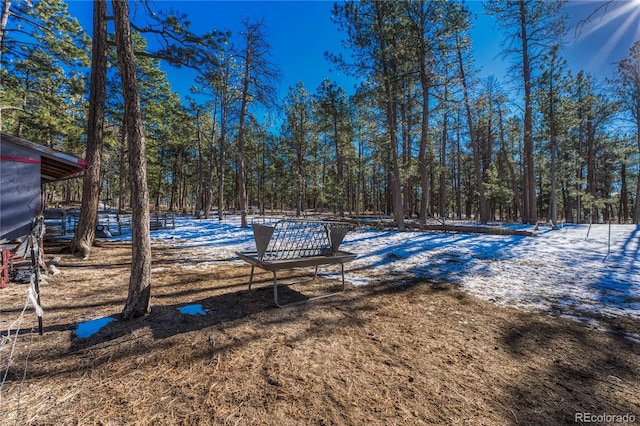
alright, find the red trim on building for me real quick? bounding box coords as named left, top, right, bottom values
left=0, top=156, right=41, bottom=164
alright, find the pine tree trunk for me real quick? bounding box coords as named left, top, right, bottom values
left=333, top=112, right=345, bottom=218
left=70, top=0, right=107, bottom=259
left=401, top=100, right=411, bottom=218
left=194, top=119, right=204, bottom=217
left=439, top=112, right=447, bottom=220
left=373, top=3, right=403, bottom=230
left=455, top=114, right=462, bottom=219
left=237, top=99, right=248, bottom=227
left=204, top=110, right=217, bottom=219
left=237, top=50, right=251, bottom=227
left=118, top=129, right=128, bottom=213
left=113, top=0, right=152, bottom=320
left=0, top=0, right=11, bottom=48
left=456, top=34, right=488, bottom=224
left=519, top=0, right=537, bottom=225
left=549, top=68, right=558, bottom=229
left=620, top=161, right=628, bottom=222
left=418, top=73, right=431, bottom=223
left=497, top=108, right=521, bottom=221
left=218, top=126, right=226, bottom=221
left=586, top=118, right=598, bottom=223
left=386, top=95, right=404, bottom=230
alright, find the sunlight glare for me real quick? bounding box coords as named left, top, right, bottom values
left=577, top=0, right=640, bottom=71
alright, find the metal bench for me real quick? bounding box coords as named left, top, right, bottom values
left=236, top=218, right=357, bottom=307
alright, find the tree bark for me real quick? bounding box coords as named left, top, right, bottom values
left=237, top=66, right=249, bottom=227
left=498, top=108, right=521, bottom=221
left=333, top=109, right=346, bottom=217
left=0, top=0, right=11, bottom=49
left=217, top=70, right=229, bottom=221
left=586, top=116, right=597, bottom=222
left=439, top=110, right=448, bottom=220
left=548, top=48, right=558, bottom=229
left=70, top=0, right=107, bottom=259
left=113, top=0, right=152, bottom=320
left=456, top=33, right=488, bottom=224
left=418, top=57, right=431, bottom=223
left=519, top=0, right=537, bottom=225
left=237, top=30, right=253, bottom=228
left=373, top=3, right=404, bottom=230
left=118, top=128, right=128, bottom=213
left=620, top=160, right=628, bottom=222
left=218, top=108, right=227, bottom=221
left=549, top=124, right=558, bottom=228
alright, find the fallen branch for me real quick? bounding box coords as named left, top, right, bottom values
left=351, top=219, right=536, bottom=237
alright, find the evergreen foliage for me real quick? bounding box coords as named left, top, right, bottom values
left=3, top=0, right=638, bottom=226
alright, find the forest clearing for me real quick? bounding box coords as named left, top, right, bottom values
left=1, top=217, right=639, bottom=425
left=2, top=0, right=640, bottom=423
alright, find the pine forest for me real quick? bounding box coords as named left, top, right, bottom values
left=2, top=0, right=640, bottom=231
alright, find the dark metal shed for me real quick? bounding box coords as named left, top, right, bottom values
left=0, top=132, right=85, bottom=241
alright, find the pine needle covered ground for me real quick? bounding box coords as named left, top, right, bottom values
left=1, top=242, right=638, bottom=425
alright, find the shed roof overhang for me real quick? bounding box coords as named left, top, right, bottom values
left=1, top=132, right=85, bottom=182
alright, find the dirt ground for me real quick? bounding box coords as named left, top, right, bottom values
left=1, top=241, right=639, bottom=425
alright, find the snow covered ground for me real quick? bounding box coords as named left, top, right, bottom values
left=112, top=216, right=640, bottom=323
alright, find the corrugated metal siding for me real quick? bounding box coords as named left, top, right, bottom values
left=0, top=140, right=42, bottom=241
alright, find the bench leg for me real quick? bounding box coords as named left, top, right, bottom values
left=273, top=271, right=284, bottom=308
left=248, top=265, right=256, bottom=290
left=273, top=264, right=347, bottom=308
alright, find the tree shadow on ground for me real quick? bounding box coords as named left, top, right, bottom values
left=13, top=268, right=396, bottom=381
left=4, top=259, right=638, bottom=425
left=499, top=312, right=639, bottom=425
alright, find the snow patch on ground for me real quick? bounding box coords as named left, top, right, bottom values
left=112, top=216, right=640, bottom=321
left=178, top=304, right=208, bottom=316
left=75, top=317, right=115, bottom=338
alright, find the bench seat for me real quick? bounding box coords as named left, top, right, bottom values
left=236, top=219, right=356, bottom=307
left=236, top=250, right=356, bottom=272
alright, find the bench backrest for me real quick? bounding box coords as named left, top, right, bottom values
left=252, top=219, right=350, bottom=261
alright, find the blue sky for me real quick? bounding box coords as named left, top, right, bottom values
left=67, top=0, right=359, bottom=100
left=65, top=0, right=640, bottom=103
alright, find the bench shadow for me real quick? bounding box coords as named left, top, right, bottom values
left=66, top=270, right=359, bottom=347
